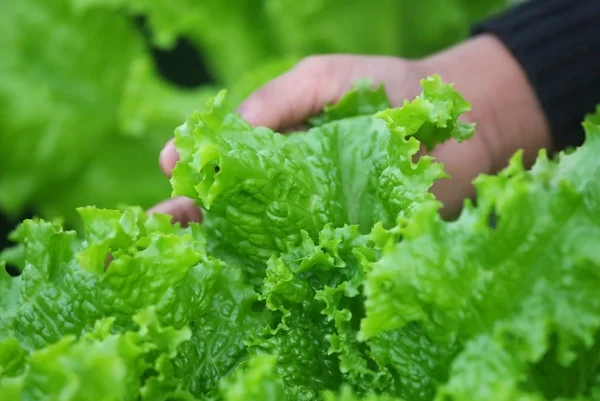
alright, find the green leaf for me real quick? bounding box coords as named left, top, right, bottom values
left=172, top=257, right=267, bottom=398
left=0, top=0, right=214, bottom=222
left=585, top=105, right=600, bottom=126
left=1, top=309, right=193, bottom=401
left=220, top=354, right=286, bottom=401
left=246, top=310, right=340, bottom=401
left=0, top=263, right=20, bottom=337
left=376, top=74, right=475, bottom=151
left=170, top=76, right=468, bottom=280
left=0, top=338, right=27, bottom=379
left=0, top=0, right=139, bottom=215
left=361, top=119, right=600, bottom=400
left=258, top=225, right=385, bottom=395
left=322, top=385, right=404, bottom=401
left=309, top=80, right=391, bottom=126
left=368, top=325, right=458, bottom=401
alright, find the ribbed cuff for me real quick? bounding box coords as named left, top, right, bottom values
left=472, top=0, right=600, bottom=150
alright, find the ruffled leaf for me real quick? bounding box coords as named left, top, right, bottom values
left=362, top=119, right=600, bottom=400
left=170, top=76, right=471, bottom=280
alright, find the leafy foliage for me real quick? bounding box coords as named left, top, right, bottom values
left=3, top=77, right=599, bottom=401
left=0, top=0, right=508, bottom=222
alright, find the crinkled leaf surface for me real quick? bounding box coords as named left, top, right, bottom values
left=170, top=76, right=471, bottom=281
left=3, top=74, right=599, bottom=401
left=362, top=120, right=600, bottom=400
left=0, top=310, right=192, bottom=401
left=0, top=207, right=266, bottom=400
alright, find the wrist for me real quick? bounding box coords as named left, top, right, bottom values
left=416, top=34, right=552, bottom=174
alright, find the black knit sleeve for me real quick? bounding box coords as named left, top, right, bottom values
left=472, top=0, right=600, bottom=150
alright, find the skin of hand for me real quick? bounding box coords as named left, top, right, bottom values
left=150, top=34, right=551, bottom=224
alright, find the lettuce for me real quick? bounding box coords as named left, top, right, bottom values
left=0, top=0, right=508, bottom=222
left=361, top=118, right=600, bottom=401
left=170, top=75, right=472, bottom=282
left=0, top=0, right=214, bottom=222
left=3, top=76, right=599, bottom=401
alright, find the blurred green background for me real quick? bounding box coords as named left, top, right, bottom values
left=0, top=0, right=511, bottom=249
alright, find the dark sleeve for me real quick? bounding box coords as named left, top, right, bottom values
left=472, top=0, right=600, bottom=150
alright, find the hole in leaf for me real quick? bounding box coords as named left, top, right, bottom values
left=214, top=165, right=220, bottom=174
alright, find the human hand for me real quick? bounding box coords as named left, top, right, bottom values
left=151, top=34, right=551, bottom=223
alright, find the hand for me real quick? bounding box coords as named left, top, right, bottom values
left=150, top=34, right=551, bottom=223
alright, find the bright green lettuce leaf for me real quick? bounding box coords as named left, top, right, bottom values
left=361, top=119, right=600, bottom=400
left=0, top=264, right=20, bottom=337
left=376, top=75, right=475, bottom=151
left=219, top=354, right=286, bottom=401
left=172, top=255, right=267, bottom=398
left=0, top=338, right=27, bottom=381
left=322, top=385, right=404, bottom=401
left=585, top=105, right=600, bottom=126
left=253, top=222, right=458, bottom=400
left=248, top=225, right=368, bottom=399
left=0, top=207, right=267, bottom=399
left=0, top=0, right=140, bottom=215
left=0, top=0, right=216, bottom=222
left=246, top=307, right=340, bottom=401
left=309, top=80, right=391, bottom=127
left=368, top=325, right=459, bottom=401
left=0, top=309, right=193, bottom=401
left=170, top=76, right=471, bottom=280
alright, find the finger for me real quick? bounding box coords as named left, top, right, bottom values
left=159, top=138, right=178, bottom=178
left=147, top=196, right=202, bottom=226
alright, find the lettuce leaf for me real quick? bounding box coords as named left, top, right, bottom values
left=0, top=207, right=266, bottom=399
left=0, top=0, right=214, bottom=222
left=0, top=0, right=138, bottom=214
left=322, top=385, right=404, bottom=401
left=219, top=354, right=286, bottom=401
left=170, top=75, right=473, bottom=281
left=361, top=118, right=600, bottom=400
left=0, top=309, right=192, bottom=400
left=308, top=80, right=391, bottom=127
